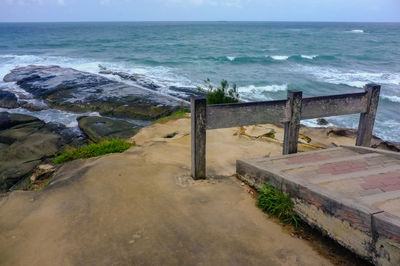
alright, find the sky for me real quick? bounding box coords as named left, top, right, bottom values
left=0, top=0, right=399, bottom=22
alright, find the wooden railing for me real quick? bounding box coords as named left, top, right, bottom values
left=191, top=83, right=381, bottom=179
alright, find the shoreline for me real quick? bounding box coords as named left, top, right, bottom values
left=0, top=64, right=399, bottom=192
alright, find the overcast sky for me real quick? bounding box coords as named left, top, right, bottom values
left=0, top=0, right=399, bottom=22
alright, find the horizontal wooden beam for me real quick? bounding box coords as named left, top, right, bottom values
left=301, top=92, right=367, bottom=120
left=206, top=99, right=288, bottom=130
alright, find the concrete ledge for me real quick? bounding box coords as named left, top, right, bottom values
left=237, top=158, right=378, bottom=259
left=236, top=147, right=400, bottom=265
left=373, top=212, right=400, bottom=266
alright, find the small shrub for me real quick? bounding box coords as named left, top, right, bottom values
left=257, top=184, right=301, bottom=228
left=52, top=139, right=134, bottom=164
left=200, top=79, right=239, bottom=105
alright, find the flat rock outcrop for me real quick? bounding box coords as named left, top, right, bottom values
left=78, top=116, right=140, bottom=143
left=4, top=65, right=185, bottom=120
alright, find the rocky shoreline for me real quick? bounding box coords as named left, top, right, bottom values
left=0, top=65, right=399, bottom=193
left=0, top=65, right=200, bottom=192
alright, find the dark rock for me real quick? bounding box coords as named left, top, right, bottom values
left=19, top=101, right=49, bottom=111
left=0, top=131, right=63, bottom=192
left=99, top=70, right=159, bottom=90
left=327, top=128, right=357, bottom=137
left=99, top=69, right=206, bottom=100
left=316, top=118, right=329, bottom=126
left=4, top=65, right=184, bottom=120
left=0, top=112, right=40, bottom=130
left=0, top=90, right=19, bottom=109
left=0, top=112, right=75, bottom=192
left=0, top=120, right=45, bottom=144
left=78, top=116, right=140, bottom=143
left=168, top=86, right=207, bottom=101
left=1, top=160, right=40, bottom=192
left=0, top=143, right=9, bottom=150
left=327, top=127, right=400, bottom=153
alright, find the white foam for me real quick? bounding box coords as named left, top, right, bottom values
left=238, top=84, right=287, bottom=101
left=349, top=29, right=364, bottom=33
left=0, top=54, right=197, bottom=95
left=270, top=55, right=289, bottom=61
left=372, top=119, right=400, bottom=143
left=239, top=84, right=288, bottom=93
left=301, top=119, right=333, bottom=128
left=0, top=107, right=100, bottom=128
left=301, top=55, right=318, bottom=60
left=299, top=65, right=400, bottom=88
left=227, top=56, right=236, bottom=61
left=381, top=95, right=400, bottom=103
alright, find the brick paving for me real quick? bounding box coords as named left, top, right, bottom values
left=361, top=171, right=400, bottom=192
left=247, top=147, right=400, bottom=216
left=237, top=146, right=400, bottom=264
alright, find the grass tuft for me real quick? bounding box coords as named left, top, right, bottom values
left=257, top=184, right=302, bottom=228
left=152, top=110, right=189, bottom=124
left=52, top=139, right=134, bottom=164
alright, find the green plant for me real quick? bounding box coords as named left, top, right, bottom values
left=152, top=109, right=189, bottom=124
left=52, top=139, right=134, bottom=164
left=200, top=79, right=239, bottom=105
left=263, top=129, right=276, bottom=139
left=257, top=184, right=301, bottom=228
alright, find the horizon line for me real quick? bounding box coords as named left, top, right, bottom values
left=1, top=20, right=399, bottom=23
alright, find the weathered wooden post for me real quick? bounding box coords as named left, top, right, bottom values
left=283, top=90, right=303, bottom=155
left=356, top=83, right=381, bottom=147
left=191, top=97, right=207, bottom=179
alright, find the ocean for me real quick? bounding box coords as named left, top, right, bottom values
left=0, top=22, right=399, bottom=142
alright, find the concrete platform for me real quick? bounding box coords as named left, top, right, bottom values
left=237, top=146, right=400, bottom=266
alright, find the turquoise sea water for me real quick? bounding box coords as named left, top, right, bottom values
left=0, top=22, right=399, bottom=141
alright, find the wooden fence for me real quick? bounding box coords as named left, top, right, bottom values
left=191, top=83, right=381, bottom=179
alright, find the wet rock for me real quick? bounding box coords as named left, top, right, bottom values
left=317, top=118, right=329, bottom=126
left=99, top=70, right=159, bottom=90
left=0, top=143, right=9, bottom=150
left=4, top=65, right=183, bottom=120
left=78, top=116, right=140, bottom=143
left=99, top=69, right=206, bottom=100
left=0, top=90, right=19, bottom=109
left=19, top=101, right=49, bottom=111
left=327, top=127, right=400, bottom=152
left=327, top=128, right=357, bottom=137
left=0, top=132, right=63, bottom=192
left=168, top=86, right=207, bottom=101
left=0, top=112, right=73, bottom=192
left=0, top=112, right=40, bottom=130
left=0, top=120, right=45, bottom=144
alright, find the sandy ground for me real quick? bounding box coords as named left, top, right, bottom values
left=0, top=115, right=360, bottom=266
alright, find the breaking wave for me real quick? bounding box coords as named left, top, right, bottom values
left=381, top=95, right=400, bottom=103
left=238, top=84, right=288, bottom=101
left=299, top=65, right=400, bottom=88
left=349, top=29, right=364, bottom=33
